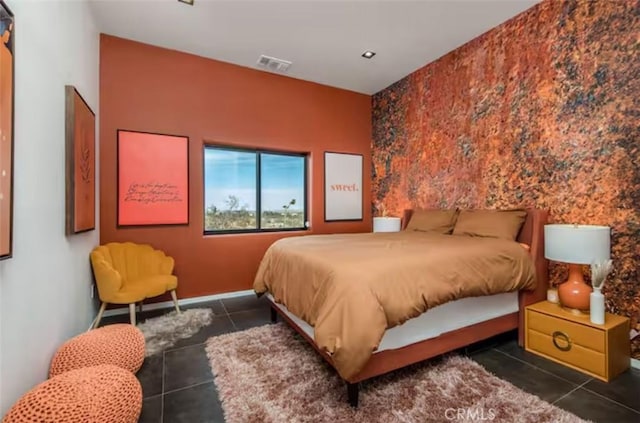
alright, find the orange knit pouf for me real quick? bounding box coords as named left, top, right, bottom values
left=2, top=365, right=142, bottom=423
left=49, top=324, right=145, bottom=378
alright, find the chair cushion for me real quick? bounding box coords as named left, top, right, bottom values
left=49, top=324, right=145, bottom=378
left=111, top=275, right=178, bottom=304
left=3, top=365, right=142, bottom=423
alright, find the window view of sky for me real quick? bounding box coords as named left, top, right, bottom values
left=204, top=149, right=305, bottom=212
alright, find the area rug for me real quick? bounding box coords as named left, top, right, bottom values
left=205, top=324, right=588, bottom=423
left=138, top=308, right=213, bottom=356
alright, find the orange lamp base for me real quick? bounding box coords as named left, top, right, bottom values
left=558, top=263, right=592, bottom=313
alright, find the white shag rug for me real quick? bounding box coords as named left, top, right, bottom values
left=137, top=308, right=214, bottom=356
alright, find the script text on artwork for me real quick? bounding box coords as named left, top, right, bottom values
left=124, top=182, right=183, bottom=204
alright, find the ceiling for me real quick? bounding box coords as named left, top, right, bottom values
left=90, top=0, right=539, bottom=95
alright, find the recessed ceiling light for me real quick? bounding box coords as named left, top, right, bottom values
left=361, top=50, right=376, bottom=59
left=178, top=0, right=194, bottom=5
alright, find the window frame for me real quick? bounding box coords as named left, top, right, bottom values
left=203, top=144, right=309, bottom=235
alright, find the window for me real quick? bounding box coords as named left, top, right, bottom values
left=204, top=146, right=307, bottom=234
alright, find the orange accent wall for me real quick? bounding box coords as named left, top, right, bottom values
left=371, top=1, right=640, bottom=357
left=99, top=35, right=372, bottom=299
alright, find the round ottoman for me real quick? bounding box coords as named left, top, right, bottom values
left=49, top=324, right=145, bottom=378
left=2, top=365, right=142, bottom=423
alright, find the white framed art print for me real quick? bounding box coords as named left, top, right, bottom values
left=324, top=152, right=363, bottom=221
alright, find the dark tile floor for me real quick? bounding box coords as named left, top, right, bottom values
left=102, top=295, right=640, bottom=423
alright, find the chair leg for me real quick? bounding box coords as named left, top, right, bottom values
left=129, top=303, right=136, bottom=326
left=138, top=301, right=143, bottom=314
left=170, top=290, right=181, bottom=314
left=93, top=302, right=107, bottom=329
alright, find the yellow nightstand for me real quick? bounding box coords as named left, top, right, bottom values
left=524, top=301, right=630, bottom=382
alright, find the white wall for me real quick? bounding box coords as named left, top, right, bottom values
left=0, top=0, right=99, bottom=414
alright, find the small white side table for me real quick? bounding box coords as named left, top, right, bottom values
left=373, top=217, right=401, bottom=233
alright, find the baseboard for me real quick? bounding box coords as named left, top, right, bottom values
left=631, top=358, right=640, bottom=370
left=101, top=289, right=255, bottom=318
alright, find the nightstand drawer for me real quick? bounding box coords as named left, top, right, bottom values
left=527, top=309, right=604, bottom=353
left=527, top=329, right=606, bottom=377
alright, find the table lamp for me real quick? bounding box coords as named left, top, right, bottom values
left=544, top=224, right=610, bottom=313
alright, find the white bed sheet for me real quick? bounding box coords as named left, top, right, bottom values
left=267, top=291, right=519, bottom=353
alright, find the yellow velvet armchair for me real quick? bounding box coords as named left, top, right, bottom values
left=90, top=242, right=180, bottom=327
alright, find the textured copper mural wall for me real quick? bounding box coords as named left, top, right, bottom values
left=372, top=0, right=640, bottom=356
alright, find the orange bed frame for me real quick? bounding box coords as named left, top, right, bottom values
left=266, top=208, right=549, bottom=407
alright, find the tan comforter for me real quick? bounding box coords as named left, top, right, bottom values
left=253, top=231, right=536, bottom=380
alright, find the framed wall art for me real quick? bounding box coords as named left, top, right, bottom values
left=65, top=86, right=96, bottom=235
left=324, top=151, right=363, bottom=221
left=0, top=0, right=14, bottom=259
left=117, top=130, right=189, bottom=226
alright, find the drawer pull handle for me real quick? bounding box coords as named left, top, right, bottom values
left=552, top=331, right=572, bottom=351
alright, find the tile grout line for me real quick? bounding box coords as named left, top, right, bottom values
left=492, top=347, right=593, bottom=387
left=221, top=302, right=240, bottom=331
left=162, top=303, right=242, bottom=354
left=165, top=341, right=207, bottom=354
left=580, top=386, right=640, bottom=415
left=492, top=348, right=640, bottom=415
left=551, top=379, right=591, bottom=405
left=220, top=300, right=230, bottom=317
left=160, top=306, right=267, bottom=354
left=162, top=379, right=215, bottom=397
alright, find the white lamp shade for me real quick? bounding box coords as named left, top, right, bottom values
left=544, top=224, right=610, bottom=264
left=373, top=217, right=401, bottom=233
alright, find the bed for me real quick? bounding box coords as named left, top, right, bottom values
left=254, top=208, right=549, bottom=406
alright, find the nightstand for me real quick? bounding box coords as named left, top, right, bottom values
left=525, top=301, right=630, bottom=382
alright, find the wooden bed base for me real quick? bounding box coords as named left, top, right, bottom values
left=267, top=208, right=549, bottom=407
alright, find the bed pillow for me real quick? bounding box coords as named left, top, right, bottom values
left=453, top=209, right=527, bottom=241
left=405, top=209, right=459, bottom=234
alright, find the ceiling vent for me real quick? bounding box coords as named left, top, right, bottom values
left=256, top=55, right=292, bottom=73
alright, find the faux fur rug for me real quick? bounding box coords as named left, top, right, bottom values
left=206, top=324, right=589, bottom=423
left=138, top=308, right=213, bottom=356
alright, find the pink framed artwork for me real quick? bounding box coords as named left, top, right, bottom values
left=117, top=130, right=189, bottom=226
